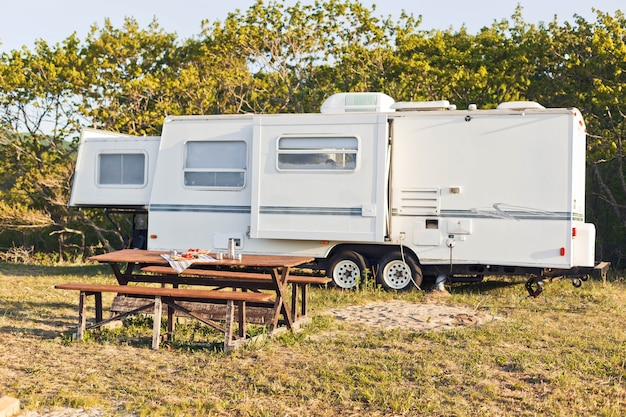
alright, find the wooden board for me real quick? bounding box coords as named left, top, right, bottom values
left=110, top=295, right=275, bottom=324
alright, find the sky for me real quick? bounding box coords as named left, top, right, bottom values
left=0, top=0, right=623, bottom=53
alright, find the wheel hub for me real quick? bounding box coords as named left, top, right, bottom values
left=333, top=260, right=360, bottom=288
left=385, top=262, right=411, bottom=288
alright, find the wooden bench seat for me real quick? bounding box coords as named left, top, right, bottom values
left=55, top=283, right=273, bottom=351
left=288, top=275, right=332, bottom=285
left=55, top=283, right=272, bottom=301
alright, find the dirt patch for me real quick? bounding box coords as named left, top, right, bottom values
left=326, top=292, right=499, bottom=331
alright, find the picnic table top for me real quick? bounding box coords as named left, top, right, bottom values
left=89, top=249, right=315, bottom=269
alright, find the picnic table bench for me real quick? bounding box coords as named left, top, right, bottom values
left=55, top=283, right=273, bottom=351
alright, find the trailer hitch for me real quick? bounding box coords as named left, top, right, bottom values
left=525, top=276, right=544, bottom=297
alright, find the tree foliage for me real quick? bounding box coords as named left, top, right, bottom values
left=0, top=0, right=625, bottom=264
left=0, top=37, right=85, bottom=257
left=78, top=17, right=179, bottom=135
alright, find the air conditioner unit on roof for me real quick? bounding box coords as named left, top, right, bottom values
left=497, top=101, right=545, bottom=110
left=320, top=92, right=395, bottom=113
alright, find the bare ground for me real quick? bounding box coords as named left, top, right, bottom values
left=325, top=291, right=501, bottom=331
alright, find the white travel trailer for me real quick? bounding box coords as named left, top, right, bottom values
left=70, top=93, right=606, bottom=295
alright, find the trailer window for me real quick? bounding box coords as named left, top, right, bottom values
left=277, top=136, right=358, bottom=170
left=184, top=141, right=246, bottom=188
left=98, top=153, right=146, bottom=186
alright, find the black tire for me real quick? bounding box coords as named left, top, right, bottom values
left=376, top=251, right=422, bottom=291
left=327, top=250, right=368, bottom=289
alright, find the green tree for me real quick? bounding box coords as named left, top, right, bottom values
left=525, top=10, right=626, bottom=265
left=0, top=36, right=85, bottom=257
left=392, top=6, right=542, bottom=107
left=78, top=17, right=179, bottom=135
left=319, top=0, right=398, bottom=95
left=196, top=0, right=332, bottom=113
left=191, top=0, right=402, bottom=114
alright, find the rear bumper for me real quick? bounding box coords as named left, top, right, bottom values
left=543, top=261, right=610, bottom=279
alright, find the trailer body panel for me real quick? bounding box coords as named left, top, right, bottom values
left=69, top=94, right=597, bottom=279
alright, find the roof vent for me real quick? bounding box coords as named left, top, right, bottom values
left=320, top=92, right=395, bottom=113
left=390, top=100, right=452, bottom=111
left=497, top=101, right=545, bottom=110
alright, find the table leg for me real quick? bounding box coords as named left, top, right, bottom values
left=301, top=284, right=308, bottom=317
left=94, top=292, right=103, bottom=323
left=269, top=267, right=294, bottom=331
left=109, top=263, right=130, bottom=285
left=291, top=283, right=298, bottom=320
left=166, top=283, right=178, bottom=341
left=152, top=296, right=162, bottom=350
left=166, top=307, right=175, bottom=341
left=224, top=300, right=235, bottom=351
left=77, top=291, right=87, bottom=340
left=238, top=299, right=246, bottom=338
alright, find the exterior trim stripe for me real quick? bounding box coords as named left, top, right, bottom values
left=150, top=204, right=250, bottom=214
left=150, top=204, right=361, bottom=216
left=392, top=208, right=573, bottom=221
left=150, top=204, right=582, bottom=222
left=259, top=207, right=361, bottom=216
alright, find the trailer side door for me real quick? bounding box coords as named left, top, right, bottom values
left=250, top=113, right=388, bottom=242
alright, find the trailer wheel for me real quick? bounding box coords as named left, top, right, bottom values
left=376, top=252, right=422, bottom=291
left=327, top=251, right=368, bottom=289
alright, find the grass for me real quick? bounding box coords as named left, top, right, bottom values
left=1, top=262, right=625, bottom=416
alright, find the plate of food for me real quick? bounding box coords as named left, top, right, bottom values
left=170, top=248, right=211, bottom=260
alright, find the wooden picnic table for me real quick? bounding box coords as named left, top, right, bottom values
left=87, top=249, right=322, bottom=336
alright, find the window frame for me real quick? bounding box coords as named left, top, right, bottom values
left=182, top=139, right=248, bottom=189
left=276, top=135, right=360, bottom=172
left=96, top=150, right=148, bottom=188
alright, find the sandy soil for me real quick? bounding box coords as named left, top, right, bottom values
left=326, top=292, right=499, bottom=331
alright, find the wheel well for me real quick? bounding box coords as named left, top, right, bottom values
left=325, top=244, right=420, bottom=269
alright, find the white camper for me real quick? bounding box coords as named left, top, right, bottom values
left=70, top=93, right=605, bottom=295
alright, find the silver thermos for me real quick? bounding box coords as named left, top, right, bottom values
left=228, top=238, right=236, bottom=259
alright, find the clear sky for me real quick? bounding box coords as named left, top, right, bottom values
left=0, top=0, right=623, bottom=53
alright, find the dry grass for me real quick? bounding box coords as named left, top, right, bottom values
left=1, top=263, right=625, bottom=416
